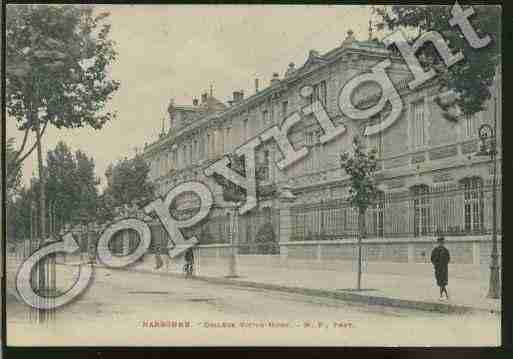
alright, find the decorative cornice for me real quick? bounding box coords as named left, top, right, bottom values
left=143, top=45, right=404, bottom=157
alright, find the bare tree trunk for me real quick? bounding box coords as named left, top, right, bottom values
left=357, top=208, right=366, bottom=291
left=34, top=111, right=48, bottom=321
left=34, top=113, right=47, bottom=244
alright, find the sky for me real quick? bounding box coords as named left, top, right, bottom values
left=7, top=4, right=377, bottom=191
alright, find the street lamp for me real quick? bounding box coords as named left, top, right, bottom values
left=225, top=203, right=240, bottom=278
left=474, top=95, right=500, bottom=299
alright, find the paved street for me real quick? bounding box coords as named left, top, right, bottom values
left=80, top=252, right=500, bottom=312
left=6, top=264, right=500, bottom=346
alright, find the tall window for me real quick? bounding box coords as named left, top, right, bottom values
left=311, top=80, right=327, bottom=106
left=189, top=143, right=193, bottom=166
left=282, top=101, right=288, bottom=120
left=262, top=110, right=269, bottom=127
left=412, top=184, right=431, bottom=237
left=217, top=129, right=224, bottom=156
left=225, top=127, right=231, bottom=153
left=257, top=150, right=270, bottom=181
left=366, top=116, right=384, bottom=159
left=206, top=133, right=211, bottom=158
left=305, top=130, right=316, bottom=172
left=462, top=177, right=484, bottom=233
left=464, top=112, right=481, bottom=138
left=151, top=161, right=156, bottom=179
left=375, top=133, right=383, bottom=159
left=305, top=130, right=315, bottom=146
left=411, top=99, right=426, bottom=148
left=243, top=119, right=248, bottom=140
left=372, top=114, right=384, bottom=158
left=199, top=135, right=204, bottom=159
left=319, top=80, right=327, bottom=107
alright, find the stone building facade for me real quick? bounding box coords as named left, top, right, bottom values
left=141, top=31, right=502, bottom=252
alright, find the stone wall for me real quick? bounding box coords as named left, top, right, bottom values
left=193, top=238, right=500, bottom=281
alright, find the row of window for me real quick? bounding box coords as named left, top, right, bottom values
left=409, top=99, right=483, bottom=149
left=151, top=79, right=486, bottom=180
left=150, top=80, right=328, bottom=179
left=291, top=177, right=495, bottom=240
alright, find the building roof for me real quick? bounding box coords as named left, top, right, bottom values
left=144, top=32, right=402, bottom=156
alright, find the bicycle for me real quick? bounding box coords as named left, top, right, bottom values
left=183, top=262, right=194, bottom=277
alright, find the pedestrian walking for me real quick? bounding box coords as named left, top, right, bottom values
left=154, top=236, right=164, bottom=270
left=184, top=247, right=194, bottom=277
left=431, top=236, right=451, bottom=300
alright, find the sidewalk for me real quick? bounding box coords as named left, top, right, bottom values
left=93, top=254, right=502, bottom=314
left=27, top=254, right=503, bottom=314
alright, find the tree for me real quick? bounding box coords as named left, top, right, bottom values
left=46, top=141, right=78, bottom=230
left=6, top=137, right=22, bottom=199
left=6, top=4, right=119, bottom=243
left=45, top=141, right=100, bottom=231
left=6, top=186, right=33, bottom=241
left=75, top=150, right=100, bottom=221
left=374, top=4, right=500, bottom=117
left=340, top=136, right=379, bottom=290
left=102, top=155, right=155, bottom=219
left=255, top=222, right=277, bottom=254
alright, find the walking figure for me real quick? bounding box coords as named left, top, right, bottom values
left=431, top=236, right=451, bottom=300
left=184, top=247, right=195, bottom=277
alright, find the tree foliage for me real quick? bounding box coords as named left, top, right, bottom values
left=6, top=137, right=22, bottom=198
left=6, top=141, right=101, bottom=239
left=339, top=136, right=379, bottom=214
left=6, top=4, right=119, bottom=169
left=46, top=141, right=100, bottom=225
left=374, top=4, right=500, bottom=116
left=255, top=222, right=278, bottom=254
left=6, top=187, right=34, bottom=240
left=102, top=155, right=155, bottom=216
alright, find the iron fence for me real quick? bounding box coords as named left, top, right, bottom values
left=289, top=181, right=502, bottom=241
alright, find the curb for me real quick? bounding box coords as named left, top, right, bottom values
left=73, top=263, right=500, bottom=315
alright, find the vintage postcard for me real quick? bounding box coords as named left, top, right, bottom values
left=4, top=3, right=502, bottom=347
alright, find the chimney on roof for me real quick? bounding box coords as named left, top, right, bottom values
left=270, top=72, right=280, bottom=85
left=193, top=98, right=199, bottom=106
left=201, top=92, right=208, bottom=104
left=342, top=29, right=356, bottom=46
left=233, top=90, right=244, bottom=103
left=255, top=78, right=259, bottom=93
left=285, top=62, right=296, bottom=77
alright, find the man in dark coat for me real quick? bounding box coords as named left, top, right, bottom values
left=431, top=237, right=451, bottom=300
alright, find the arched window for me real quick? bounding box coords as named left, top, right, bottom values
left=411, top=184, right=431, bottom=237
left=461, top=177, right=484, bottom=234
left=243, top=119, right=248, bottom=140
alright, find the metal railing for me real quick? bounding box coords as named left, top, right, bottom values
left=289, top=182, right=502, bottom=241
